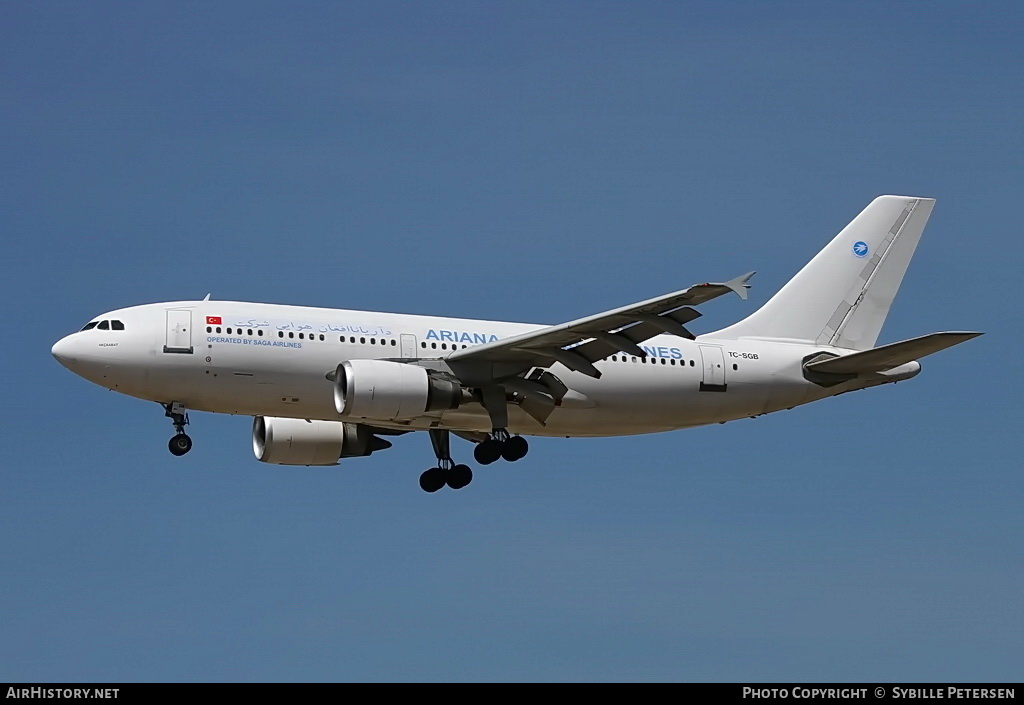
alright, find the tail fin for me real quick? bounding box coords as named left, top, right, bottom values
left=711, top=195, right=935, bottom=350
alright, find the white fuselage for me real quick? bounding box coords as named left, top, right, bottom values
left=51, top=300, right=906, bottom=438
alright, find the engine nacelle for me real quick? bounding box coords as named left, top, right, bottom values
left=252, top=417, right=392, bottom=466
left=334, top=359, right=462, bottom=421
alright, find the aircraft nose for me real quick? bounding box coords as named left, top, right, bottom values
left=51, top=335, right=77, bottom=369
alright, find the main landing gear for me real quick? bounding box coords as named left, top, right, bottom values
left=470, top=385, right=530, bottom=467
left=418, top=428, right=529, bottom=493
left=473, top=430, right=529, bottom=465
left=163, top=402, right=193, bottom=457
left=420, top=429, right=472, bottom=493
left=414, top=385, right=529, bottom=491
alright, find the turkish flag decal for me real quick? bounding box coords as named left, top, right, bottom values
left=206, top=316, right=222, bottom=325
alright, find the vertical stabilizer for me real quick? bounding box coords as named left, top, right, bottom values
left=710, top=196, right=934, bottom=350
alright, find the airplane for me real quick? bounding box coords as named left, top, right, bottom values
left=51, top=195, right=980, bottom=492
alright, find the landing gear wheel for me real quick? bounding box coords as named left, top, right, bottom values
left=501, top=436, right=529, bottom=462
left=446, top=464, right=473, bottom=490
left=474, top=439, right=502, bottom=465
left=168, top=434, right=193, bottom=457
left=419, top=467, right=446, bottom=493
left=163, top=402, right=192, bottom=457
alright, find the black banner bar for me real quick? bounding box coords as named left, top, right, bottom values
left=0, top=684, right=1019, bottom=697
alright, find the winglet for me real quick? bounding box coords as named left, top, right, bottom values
left=724, top=271, right=755, bottom=301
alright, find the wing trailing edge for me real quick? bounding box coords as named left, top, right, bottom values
left=446, top=272, right=755, bottom=379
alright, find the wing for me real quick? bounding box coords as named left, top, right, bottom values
left=446, top=272, right=754, bottom=379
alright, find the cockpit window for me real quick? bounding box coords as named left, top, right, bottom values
left=111, top=320, right=124, bottom=330
left=97, top=320, right=110, bottom=330
left=80, top=321, right=99, bottom=331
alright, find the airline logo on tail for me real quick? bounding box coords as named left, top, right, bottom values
left=853, top=241, right=869, bottom=257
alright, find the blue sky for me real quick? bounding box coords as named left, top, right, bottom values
left=2, top=1, right=1021, bottom=682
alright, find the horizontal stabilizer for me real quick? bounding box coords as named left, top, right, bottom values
left=805, top=332, right=982, bottom=375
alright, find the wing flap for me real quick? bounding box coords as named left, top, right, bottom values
left=570, top=312, right=698, bottom=362
left=804, top=332, right=982, bottom=375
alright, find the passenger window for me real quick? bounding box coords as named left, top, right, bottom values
left=80, top=321, right=99, bottom=331
left=391, top=340, right=397, bottom=346
left=248, top=329, right=253, bottom=336
left=278, top=331, right=284, bottom=338
left=661, top=359, right=666, bottom=365
left=289, top=332, right=294, bottom=339
left=217, top=327, right=222, bottom=334
left=298, top=333, right=304, bottom=340
left=227, top=327, right=232, bottom=334
left=111, top=320, right=124, bottom=330
left=360, top=337, right=366, bottom=344
left=690, top=360, right=695, bottom=367
left=319, top=334, right=324, bottom=341
left=98, top=320, right=110, bottom=330
left=421, top=342, right=426, bottom=348
left=207, top=326, right=212, bottom=333
left=258, top=330, right=263, bottom=337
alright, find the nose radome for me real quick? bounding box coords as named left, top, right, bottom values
left=51, top=335, right=76, bottom=368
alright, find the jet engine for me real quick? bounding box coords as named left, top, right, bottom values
left=334, top=359, right=463, bottom=421
left=252, top=416, right=392, bottom=466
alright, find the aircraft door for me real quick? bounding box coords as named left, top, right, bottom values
left=699, top=345, right=727, bottom=392
left=164, top=310, right=193, bottom=354
left=400, top=333, right=418, bottom=359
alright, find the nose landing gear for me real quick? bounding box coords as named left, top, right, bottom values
left=163, top=402, right=192, bottom=456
